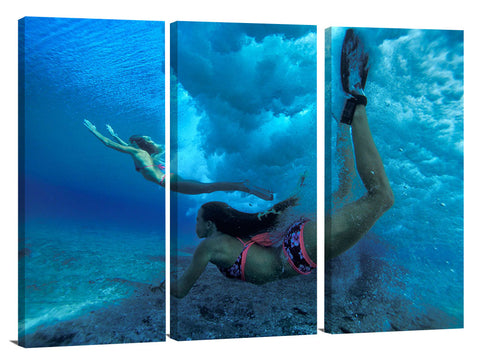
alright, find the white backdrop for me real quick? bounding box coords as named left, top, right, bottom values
left=2, top=1, right=478, bottom=359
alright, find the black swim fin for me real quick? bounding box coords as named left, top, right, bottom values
left=340, top=29, right=369, bottom=125
left=341, top=28, right=369, bottom=95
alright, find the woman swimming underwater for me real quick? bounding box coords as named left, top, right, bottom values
left=168, top=29, right=394, bottom=298
left=170, top=196, right=316, bottom=298
left=83, top=120, right=273, bottom=200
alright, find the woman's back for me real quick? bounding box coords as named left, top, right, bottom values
left=207, top=233, right=286, bottom=284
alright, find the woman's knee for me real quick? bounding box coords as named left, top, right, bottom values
left=384, top=188, right=394, bottom=209
left=371, top=187, right=394, bottom=212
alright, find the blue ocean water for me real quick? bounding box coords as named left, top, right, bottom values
left=171, top=22, right=318, bottom=251
left=325, top=28, right=463, bottom=332
left=19, top=17, right=165, bottom=342
left=170, top=22, right=317, bottom=340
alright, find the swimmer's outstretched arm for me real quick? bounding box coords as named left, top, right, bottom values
left=325, top=105, right=394, bottom=260
left=83, top=119, right=139, bottom=155
left=106, top=124, right=129, bottom=146
left=171, top=239, right=212, bottom=299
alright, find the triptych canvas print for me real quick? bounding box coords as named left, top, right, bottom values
left=18, top=17, right=463, bottom=347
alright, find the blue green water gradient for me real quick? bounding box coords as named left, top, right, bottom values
left=19, top=17, right=166, bottom=341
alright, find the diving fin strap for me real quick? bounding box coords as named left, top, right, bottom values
left=340, top=94, right=367, bottom=125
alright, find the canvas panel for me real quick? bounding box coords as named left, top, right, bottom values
left=18, top=17, right=166, bottom=347
left=170, top=21, right=317, bottom=340
left=325, top=27, right=464, bottom=333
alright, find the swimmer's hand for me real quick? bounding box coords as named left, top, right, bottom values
left=149, top=281, right=165, bottom=293
left=106, top=124, right=117, bottom=137
left=83, top=119, right=97, bottom=132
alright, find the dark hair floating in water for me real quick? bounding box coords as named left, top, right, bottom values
left=129, top=135, right=159, bottom=155
left=200, top=197, right=298, bottom=239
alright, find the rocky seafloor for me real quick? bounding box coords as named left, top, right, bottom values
left=170, top=255, right=317, bottom=341
left=19, top=280, right=166, bottom=347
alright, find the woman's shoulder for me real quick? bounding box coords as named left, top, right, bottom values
left=200, top=233, right=237, bottom=255
left=200, top=234, right=241, bottom=264
left=203, top=233, right=234, bottom=246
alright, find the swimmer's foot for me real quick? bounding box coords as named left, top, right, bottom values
left=340, top=28, right=369, bottom=125
left=242, top=180, right=274, bottom=201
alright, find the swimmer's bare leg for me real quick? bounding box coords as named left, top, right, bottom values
left=171, top=177, right=273, bottom=201
left=325, top=105, right=394, bottom=260
left=333, top=123, right=355, bottom=202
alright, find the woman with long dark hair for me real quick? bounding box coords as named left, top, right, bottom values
left=171, top=195, right=316, bottom=298
left=83, top=121, right=273, bottom=200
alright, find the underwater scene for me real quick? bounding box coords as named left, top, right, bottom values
left=19, top=17, right=166, bottom=346
left=325, top=27, right=463, bottom=333
left=170, top=22, right=317, bottom=340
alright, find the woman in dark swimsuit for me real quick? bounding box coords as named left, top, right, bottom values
left=83, top=120, right=273, bottom=200
left=171, top=196, right=314, bottom=298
